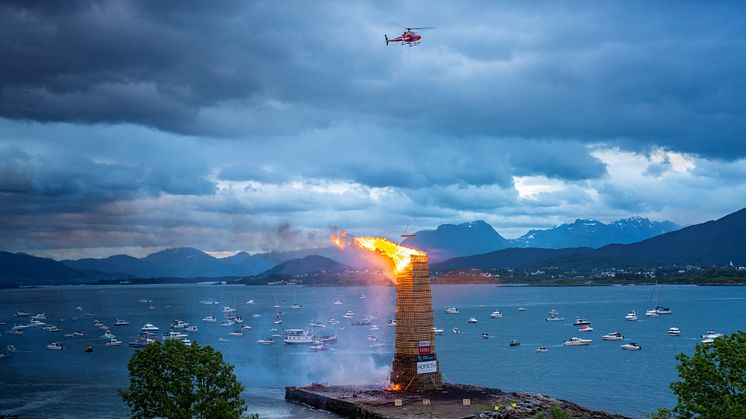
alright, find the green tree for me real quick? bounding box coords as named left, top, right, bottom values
left=119, top=340, right=247, bottom=418
left=666, top=331, right=746, bottom=418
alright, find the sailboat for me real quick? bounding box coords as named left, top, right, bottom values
left=290, top=293, right=302, bottom=309
left=646, top=280, right=672, bottom=316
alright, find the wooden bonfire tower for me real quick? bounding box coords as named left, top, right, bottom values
left=391, top=254, right=442, bottom=391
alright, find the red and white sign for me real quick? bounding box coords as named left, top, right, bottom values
left=418, top=345, right=432, bottom=354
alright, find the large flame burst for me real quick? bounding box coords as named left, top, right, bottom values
left=353, top=236, right=425, bottom=273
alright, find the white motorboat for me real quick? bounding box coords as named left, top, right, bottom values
left=572, top=318, right=591, bottom=326
left=202, top=316, right=217, bottom=322
left=218, top=337, right=229, bottom=342
left=221, top=320, right=235, bottom=327
left=31, top=313, right=46, bottom=320
left=241, top=325, right=252, bottom=330
left=273, top=317, right=283, bottom=325
left=141, top=323, right=159, bottom=332
left=602, top=331, right=624, bottom=341
left=645, top=309, right=659, bottom=317
left=29, top=319, right=46, bottom=328
left=578, top=325, right=593, bottom=332
left=105, top=338, right=123, bottom=347
left=518, top=307, right=527, bottom=311
left=47, top=326, right=61, bottom=332
left=667, top=327, right=681, bottom=336
left=15, top=311, right=30, bottom=317
left=452, top=327, right=461, bottom=334
left=228, top=331, right=244, bottom=336
left=252, top=314, right=261, bottom=318
left=73, top=330, right=85, bottom=337
left=246, top=299, right=255, bottom=304
left=564, top=337, right=592, bottom=346
left=140, top=323, right=160, bottom=332
left=546, top=315, right=565, bottom=321
left=75, top=306, right=83, bottom=312
left=467, top=317, right=478, bottom=324
left=170, top=320, right=189, bottom=329
left=334, top=300, right=343, bottom=305
left=257, top=338, right=274, bottom=345
left=200, top=299, right=220, bottom=305
left=536, top=347, right=549, bottom=353
left=343, top=311, right=355, bottom=319
left=162, top=331, right=188, bottom=340
left=490, top=311, right=502, bottom=318
left=701, top=331, right=723, bottom=343
left=433, top=327, right=444, bottom=335
left=5, top=329, right=23, bottom=335
left=655, top=306, right=672, bottom=315
left=284, top=329, right=314, bottom=344
left=386, top=319, right=396, bottom=327
left=11, top=324, right=28, bottom=331
left=102, top=330, right=116, bottom=339
left=308, top=321, right=325, bottom=328
left=185, top=325, right=198, bottom=332
left=223, top=306, right=235, bottom=313
left=621, top=342, right=642, bottom=350
left=181, top=338, right=192, bottom=346
left=113, top=319, right=129, bottom=327
left=625, top=311, right=638, bottom=321
left=47, top=342, right=64, bottom=350
left=445, top=307, right=459, bottom=314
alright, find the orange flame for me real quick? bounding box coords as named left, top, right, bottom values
left=353, top=236, right=426, bottom=273
left=387, top=383, right=402, bottom=391
left=329, top=230, right=348, bottom=250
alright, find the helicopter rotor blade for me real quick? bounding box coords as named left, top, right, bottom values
left=407, top=26, right=434, bottom=30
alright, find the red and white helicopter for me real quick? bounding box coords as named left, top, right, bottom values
left=385, top=27, right=433, bottom=47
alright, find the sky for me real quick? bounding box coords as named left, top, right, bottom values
left=1, top=1, right=746, bottom=259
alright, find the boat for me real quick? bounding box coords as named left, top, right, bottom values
left=162, top=331, right=188, bottom=340
left=113, top=319, right=129, bottom=327
left=621, top=342, right=642, bottom=351
left=200, top=299, right=220, bottom=305
left=360, top=295, right=366, bottom=299
left=241, top=325, right=252, bottom=330
left=29, top=319, right=46, bottom=327
left=223, top=306, right=235, bottom=313
left=518, top=307, right=527, bottom=311
left=701, top=331, right=723, bottom=344
left=386, top=319, right=396, bottom=327
left=536, top=347, right=548, bottom=353
left=578, top=325, right=593, bottom=332
left=645, top=309, right=659, bottom=317
left=433, top=327, right=444, bottom=335
left=170, top=320, right=189, bottom=329
left=284, top=329, right=314, bottom=344
left=129, top=334, right=156, bottom=347
left=228, top=331, right=244, bottom=336
left=308, top=321, right=326, bottom=328
left=273, top=317, right=283, bottom=325
left=102, top=330, right=116, bottom=339
left=221, top=320, right=235, bottom=327
left=452, top=327, right=461, bottom=334
left=85, top=345, right=94, bottom=352
left=257, top=338, right=274, bottom=345
left=202, top=316, right=217, bottom=322
left=343, top=311, right=355, bottom=319
left=47, top=342, right=64, bottom=350
left=667, top=327, right=681, bottom=336
left=47, top=326, right=62, bottom=332
left=141, top=323, right=159, bottom=332
left=252, top=314, right=262, bottom=318
left=546, top=315, right=565, bottom=321
left=75, top=306, right=84, bottom=312
left=369, top=325, right=379, bottom=331
left=549, top=309, right=559, bottom=315
left=181, top=339, right=192, bottom=346
left=467, top=317, right=478, bottom=324
left=328, top=319, right=341, bottom=325
left=105, top=338, right=123, bottom=347
left=334, top=300, right=343, bottom=305
left=31, top=313, right=46, bottom=320
left=185, top=325, right=198, bottom=332
left=353, top=318, right=372, bottom=326
left=509, top=339, right=520, bottom=347
left=445, top=307, right=459, bottom=314
left=655, top=306, right=672, bottom=315
left=625, top=311, right=638, bottom=321
left=15, top=311, right=30, bottom=317
left=602, top=331, right=624, bottom=341
left=563, top=337, right=592, bottom=346
left=148, top=305, right=156, bottom=310
left=218, top=337, right=229, bottom=342
left=5, top=329, right=23, bottom=335
left=320, top=335, right=337, bottom=343
left=73, top=330, right=85, bottom=337
left=290, top=304, right=302, bottom=309
left=246, top=299, right=255, bottom=304
left=309, top=344, right=328, bottom=351
left=572, top=318, right=591, bottom=326
left=481, top=332, right=489, bottom=339
left=490, top=311, right=503, bottom=318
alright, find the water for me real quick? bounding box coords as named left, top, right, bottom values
left=1, top=284, right=744, bottom=418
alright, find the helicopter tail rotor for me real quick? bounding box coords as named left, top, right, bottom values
left=385, top=34, right=389, bottom=45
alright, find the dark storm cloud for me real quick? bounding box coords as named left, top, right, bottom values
left=1, top=1, right=745, bottom=159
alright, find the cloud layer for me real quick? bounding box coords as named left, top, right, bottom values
left=1, top=1, right=745, bottom=258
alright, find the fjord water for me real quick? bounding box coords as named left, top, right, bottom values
left=1, top=284, right=744, bottom=418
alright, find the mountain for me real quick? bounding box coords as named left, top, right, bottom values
left=258, top=255, right=350, bottom=277
left=64, top=247, right=272, bottom=278
left=0, top=251, right=114, bottom=287
left=512, top=217, right=680, bottom=249
left=401, top=221, right=510, bottom=261
left=432, top=207, right=746, bottom=271
left=597, top=208, right=746, bottom=266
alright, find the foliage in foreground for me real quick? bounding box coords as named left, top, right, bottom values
left=655, top=331, right=745, bottom=418
left=119, top=340, right=247, bottom=418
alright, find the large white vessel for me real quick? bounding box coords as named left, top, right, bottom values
left=445, top=307, right=459, bottom=314
left=284, top=329, right=314, bottom=344
left=563, top=337, right=592, bottom=346
left=141, top=323, right=159, bottom=332
left=625, top=311, right=638, bottom=321
left=602, top=331, right=624, bottom=341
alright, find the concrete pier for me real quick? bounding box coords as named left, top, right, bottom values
left=285, top=383, right=630, bottom=418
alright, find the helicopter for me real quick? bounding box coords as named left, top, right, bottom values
left=385, top=27, right=433, bottom=47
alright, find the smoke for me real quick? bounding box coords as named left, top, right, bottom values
left=260, top=221, right=322, bottom=252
